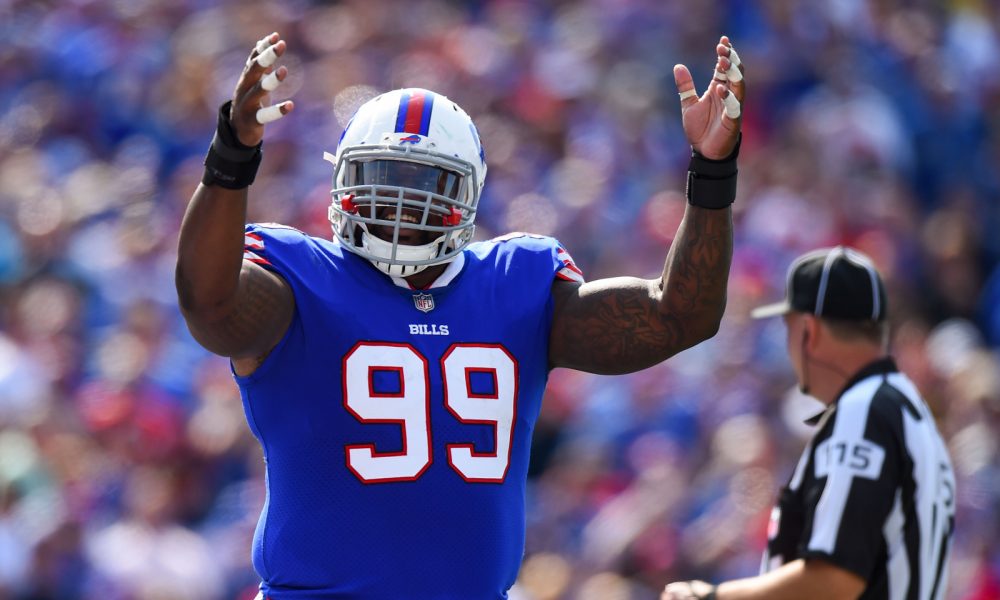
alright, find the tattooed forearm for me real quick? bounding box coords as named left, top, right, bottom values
left=660, top=205, right=732, bottom=322
left=549, top=206, right=732, bottom=374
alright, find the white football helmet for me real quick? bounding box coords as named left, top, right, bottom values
left=326, top=88, right=487, bottom=277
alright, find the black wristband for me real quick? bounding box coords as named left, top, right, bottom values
left=686, top=134, right=741, bottom=210
left=202, top=101, right=262, bottom=189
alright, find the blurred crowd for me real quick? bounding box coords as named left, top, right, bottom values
left=1, top=0, right=998, bottom=598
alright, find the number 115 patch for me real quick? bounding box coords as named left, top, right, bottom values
left=814, top=438, right=886, bottom=480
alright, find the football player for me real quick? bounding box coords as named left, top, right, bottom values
left=176, top=32, right=745, bottom=600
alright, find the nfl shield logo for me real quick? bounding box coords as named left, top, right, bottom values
left=413, top=293, right=435, bottom=313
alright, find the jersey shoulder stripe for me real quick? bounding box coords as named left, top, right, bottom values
left=472, top=232, right=585, bottom=283
left=243, top=223, right=348, bottom=266
left=555, top=247, right=585, bottom=283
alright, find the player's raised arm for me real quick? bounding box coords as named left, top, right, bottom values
left=176, top=32, right=295, bottom=362
left=549, top=36, right=744, bottom=374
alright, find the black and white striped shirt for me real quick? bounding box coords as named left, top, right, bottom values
left=762, top=358, right=956, bottom=600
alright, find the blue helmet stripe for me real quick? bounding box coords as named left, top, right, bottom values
left=418, top=92, right=435, bottom=136
left=394, top=91, right=411, bottom=133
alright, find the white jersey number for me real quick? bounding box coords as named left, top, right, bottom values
left=343, top=342, right=518, bottom=484
left=442, top=345, right=518, bottom=482
left=343, top=343, right=432, bottom=482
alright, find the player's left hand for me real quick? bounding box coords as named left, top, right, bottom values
left=662, top=580, right=717, bottom=600
left=674, top=35, right=744, bottom=160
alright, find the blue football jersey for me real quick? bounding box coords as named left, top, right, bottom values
left=235, top=224, right=584, bottom=599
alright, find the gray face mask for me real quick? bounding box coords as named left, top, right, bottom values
left=327, top=147, right=479, bottom=278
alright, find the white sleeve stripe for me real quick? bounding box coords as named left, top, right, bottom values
left=788, top=439, right=814, bottom=491
left=243, top=250, right=270, bottom=265
left=556, top=268, right=585, bottom=283
left=561, top=261, right=584, bottom=276
left=807, top=378, right=880, bottom=554
left=245, top=233, right=264, bottom=250
left=894, top=371, right=953, bottom=600
left=883, top=489, right=909, bottom=600
left=791, top=406, right=833, bottom=491
left=555, top=247, right=585, bottom=282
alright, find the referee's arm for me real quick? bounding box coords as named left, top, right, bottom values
left=712, top=558, right=864, bottom=599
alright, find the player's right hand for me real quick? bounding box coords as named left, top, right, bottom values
left=230, top=32, right=295, bottom=147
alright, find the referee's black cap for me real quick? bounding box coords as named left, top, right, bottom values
left=751, top=246, right=888, bottom=322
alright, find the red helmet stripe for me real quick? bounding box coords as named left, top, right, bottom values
left=402, top=91, right=426, bottom=135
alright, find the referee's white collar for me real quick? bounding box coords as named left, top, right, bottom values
left=805, top=403, right=836, bottom=427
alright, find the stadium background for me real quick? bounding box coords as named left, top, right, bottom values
left=1, top=0, right=998, bottom=598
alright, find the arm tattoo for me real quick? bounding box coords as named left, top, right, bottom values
left=550, top=207, right=732, bottom=374
left=661, top=206, right=732, bottom=317
left=184, top=262, right=294, bottom=359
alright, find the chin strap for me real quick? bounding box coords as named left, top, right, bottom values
left=360, top=228, right=452, bottom=277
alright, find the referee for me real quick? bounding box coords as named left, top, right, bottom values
left=664, top=246, right=956, bottom=600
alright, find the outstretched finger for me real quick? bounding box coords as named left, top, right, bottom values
left=673, top=64, right=699, bottom=109
left=716, top=84, right=741, bottom=121
left=718, top=36, right=745, bottom=103
left=713, top=55, right=731, bottom=86
left=717, top=45, right=742, bottom=81
left=236, top=36, right=286, bottom=102
left=247, top=39, right=286, bottom=70
left=251, top=32, right=278, bottom=59
left=257, top=100, right=295, bottom=125
left=260, top=65, right=288, bottom=93
left=238, top=41, right=287, bottom=106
